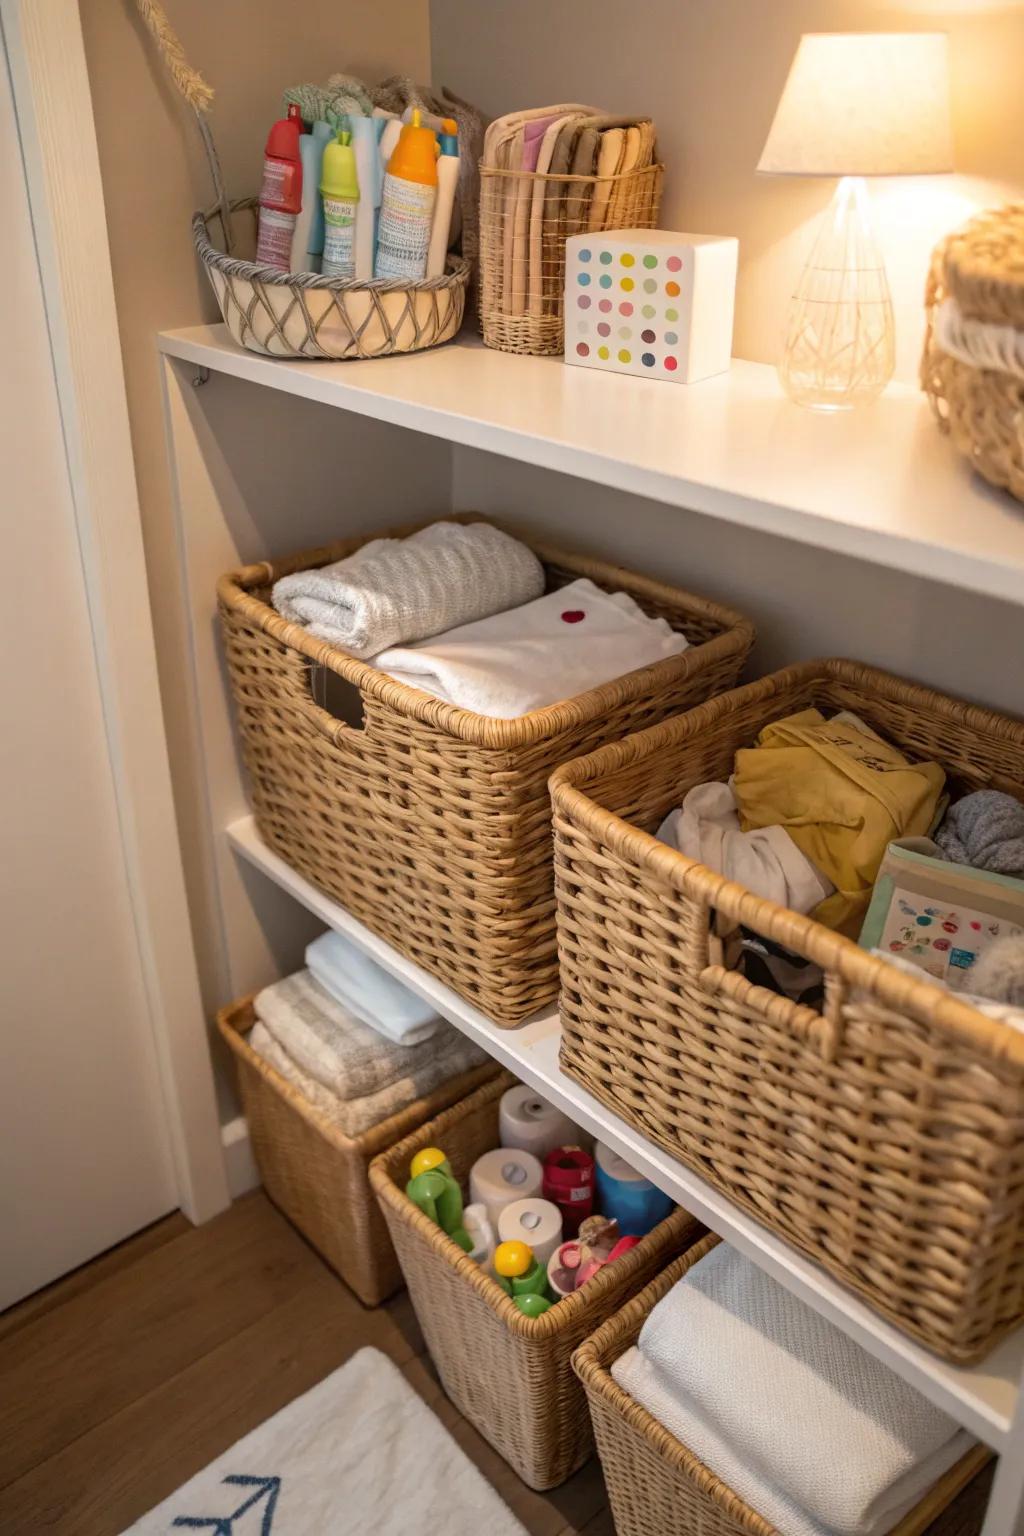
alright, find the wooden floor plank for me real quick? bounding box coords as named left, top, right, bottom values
left=0, top=1212, right=189, bottom=1347
left=0, top=1261, right=418, bottom=1534
left=0, top=1194, right=329, bottom=1488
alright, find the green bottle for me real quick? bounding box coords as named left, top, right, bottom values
left=321, top=129, right=359, bottom=279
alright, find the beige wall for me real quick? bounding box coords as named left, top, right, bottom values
left=80, top=0, right=432, bottom=1037
left=431, top=0, right=1024, bottom=382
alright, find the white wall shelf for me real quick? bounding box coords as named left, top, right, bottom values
left=228, top=811, right=1024, bottom=1455
left=158, top=324, right=1024, bottom=608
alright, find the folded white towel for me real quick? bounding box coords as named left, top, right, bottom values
left=306, top=930, right=441, bottom=1046
left=656, top=780, right=833, bottom=915
left=373, top=579, right=689, bottom=718
left=632, top=1243, right=973, bottom=1536
left=612, top=1348, right=972, bottom=1536
left=272, top=521, right=545, bottom=658
left=254, top=970, right=484, bottom=1102
left=248, top=1020, right=482, bottom=1139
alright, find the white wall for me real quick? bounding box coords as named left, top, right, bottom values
left=431, top=0, right=1024, bottom=384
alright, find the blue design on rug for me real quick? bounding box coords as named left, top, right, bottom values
left=171, top=1475, right=281, bottom=1534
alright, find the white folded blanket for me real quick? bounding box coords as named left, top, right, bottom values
left=254, top=970, right=485, bottom=1103
left=372, top=578, right=689, bottom=718
left=249, top=1020, right=480, bottom=1139
left=621, top=1242, right=973, bottom=1536
left=656, top=780, right=833, bottom=915
left=271, top=521, right=545, bottom=658
left=306, top=930, right=441, bottom=1046
left=612, top=1348, right=972, bottom=1536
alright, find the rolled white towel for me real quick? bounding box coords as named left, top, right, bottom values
left=305, top=930, right=441, bottom=1046
left=632, top=1242, right=974, bottom=1536
left=372, top=579, right=688, bottom=718
left=272, top=521, right=545, bottom=658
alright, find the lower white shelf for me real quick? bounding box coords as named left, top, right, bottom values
left=228, top=812, right=1022, bottom=1449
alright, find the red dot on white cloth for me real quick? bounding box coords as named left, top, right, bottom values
left=561, top=610, right=585, bottom=623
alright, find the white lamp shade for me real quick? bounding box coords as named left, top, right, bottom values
left=758, top=33, right=953, bottom=177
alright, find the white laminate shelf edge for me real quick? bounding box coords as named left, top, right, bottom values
left=159, top=325, right=1024, bottom=607
left=228, top=812, right=1023, bottom=1451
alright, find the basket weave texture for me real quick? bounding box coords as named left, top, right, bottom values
left=217, top=996, right=498, bottom=1307
left=195, top=202, right=470, bottom=360
left=479, top=164, right=663, bottom=355
left=922, top=203, right=1024, bottom=504
left=551, top=658, right=1024, bottom=1364
left=217, top=514, right=753, bottom=1025
left=369, top=1070, right=703, bottom=1488
left=573, top=1234, right=993, bottom=1536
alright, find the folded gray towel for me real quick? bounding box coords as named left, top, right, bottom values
left=934, top=789, right=1024, bottom=877
left=271, top=521, right=545, bottom=658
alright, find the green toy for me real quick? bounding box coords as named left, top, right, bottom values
left=406, top=1146, right=472, bottom=1253
left=493, top=1240, right=551, bottom=1308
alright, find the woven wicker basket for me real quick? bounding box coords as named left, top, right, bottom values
left=574, top=1233, right=993, bottom=1536
left=217, top=514, right=753, bottom=1025
left=217, top=996, right=498, bottom=1307
left=551, top=658, right=1024, bottom=1364
left=479, top=163, right=663, bottom=354
left=369, top=1070, right=703, bottom=1488
left=194, top=202, right=470, bottom=360
left=922, top=203, right=1024, bottom=504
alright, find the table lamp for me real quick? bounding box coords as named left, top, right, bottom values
left=758, top=33, right=953, bottom=410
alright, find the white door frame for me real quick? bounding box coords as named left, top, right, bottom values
left=1, top=0, right=229, bottom=1224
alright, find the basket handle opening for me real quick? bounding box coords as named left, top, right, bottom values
left=306, top=662, right=366, bottom=738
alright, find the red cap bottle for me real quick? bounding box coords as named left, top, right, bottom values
left=257, top=103, right=303, bottom=270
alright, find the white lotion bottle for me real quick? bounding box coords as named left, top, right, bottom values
left=426, top=119, right=459, bottom=278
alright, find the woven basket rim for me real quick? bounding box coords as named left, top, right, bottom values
left=217, top=995, right=497, bottom=1157
left=479, top=162, right=665, bottom=185
left=550, top=656, right=1024, bottom=1068
left=368, top=1070, right=699, bottom=1340
left=571, top=1233, right=992, bottom=1536
left=193, top=201, right=472, bottom=294
left=216, top=512, right=755, bottom=750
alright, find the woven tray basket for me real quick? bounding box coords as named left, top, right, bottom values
left=551, top=658, right=1024, bottom=1364
left=479, top=163, right=663, bottom=354
left=368, top=1070, right=703, bottom=1489
left=574, top=1233, right=993, bottom=1536
left=217, top=996, right=498, bottom=1307
left=217, top=514, right=753, bottom=1026
left=922, top=203, right=1024, bottom=503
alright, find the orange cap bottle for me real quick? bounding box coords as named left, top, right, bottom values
left=386, top=108, right=438, bottom=186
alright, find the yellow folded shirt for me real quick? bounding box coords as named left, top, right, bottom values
left=733, top=709, right=946, bottom=936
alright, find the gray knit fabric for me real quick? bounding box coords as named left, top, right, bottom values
left=935, top=790, right=1024, bottom=877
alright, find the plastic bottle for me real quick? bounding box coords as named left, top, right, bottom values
left=426, top=119, right=459, bottom=278
left=320, top=130, right=360, bottom=280
left=256, top=103, right=303, bottom=272
left=290, top=120, right=333, bottom=274
left=375, top=108, right=437, bottom=280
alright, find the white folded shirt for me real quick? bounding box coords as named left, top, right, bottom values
left=371, top=578, right=689, bottom=718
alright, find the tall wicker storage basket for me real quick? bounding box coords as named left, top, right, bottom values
left=551, top=659, right=1024, bottom=1364
left=369, top=1071, right=704, bottom=1489
left=218, top=515, right=753, bottom=1025
left=573, top=1235, right=992, bottom=1536
left=217, top=997, right=498, bottom=1307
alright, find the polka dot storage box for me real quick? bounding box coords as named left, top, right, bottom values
left=217, top=514, right=754, bottom=1026
left=550, top=659, right=1024, bottom=1362
left=566, top=230, right=738, bottom=382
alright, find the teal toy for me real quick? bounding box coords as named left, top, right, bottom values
left=406, top=1146, right=472, bottom=1253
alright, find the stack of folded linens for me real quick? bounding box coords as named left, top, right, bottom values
left=250, top=942, right=487, bottom=1138
left=612, top=1242, right=976, bottom=1536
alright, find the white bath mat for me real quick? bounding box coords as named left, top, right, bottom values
left=123, top=1347, right=528, bottom=1535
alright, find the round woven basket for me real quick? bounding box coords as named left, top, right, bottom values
left=921, top=203, right=1024, bottom=504
left=194, top=200, right=470, bottom=360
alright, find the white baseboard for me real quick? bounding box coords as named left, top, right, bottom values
left=221, top=1115, right=261, bottom=1199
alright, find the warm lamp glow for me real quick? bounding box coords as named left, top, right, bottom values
left=759, top=32, right=953, bottom=410
left=758, top=33, right=953, bottom=177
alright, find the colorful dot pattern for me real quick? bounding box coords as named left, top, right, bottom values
left=571, top=244, right=685, bottom=377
